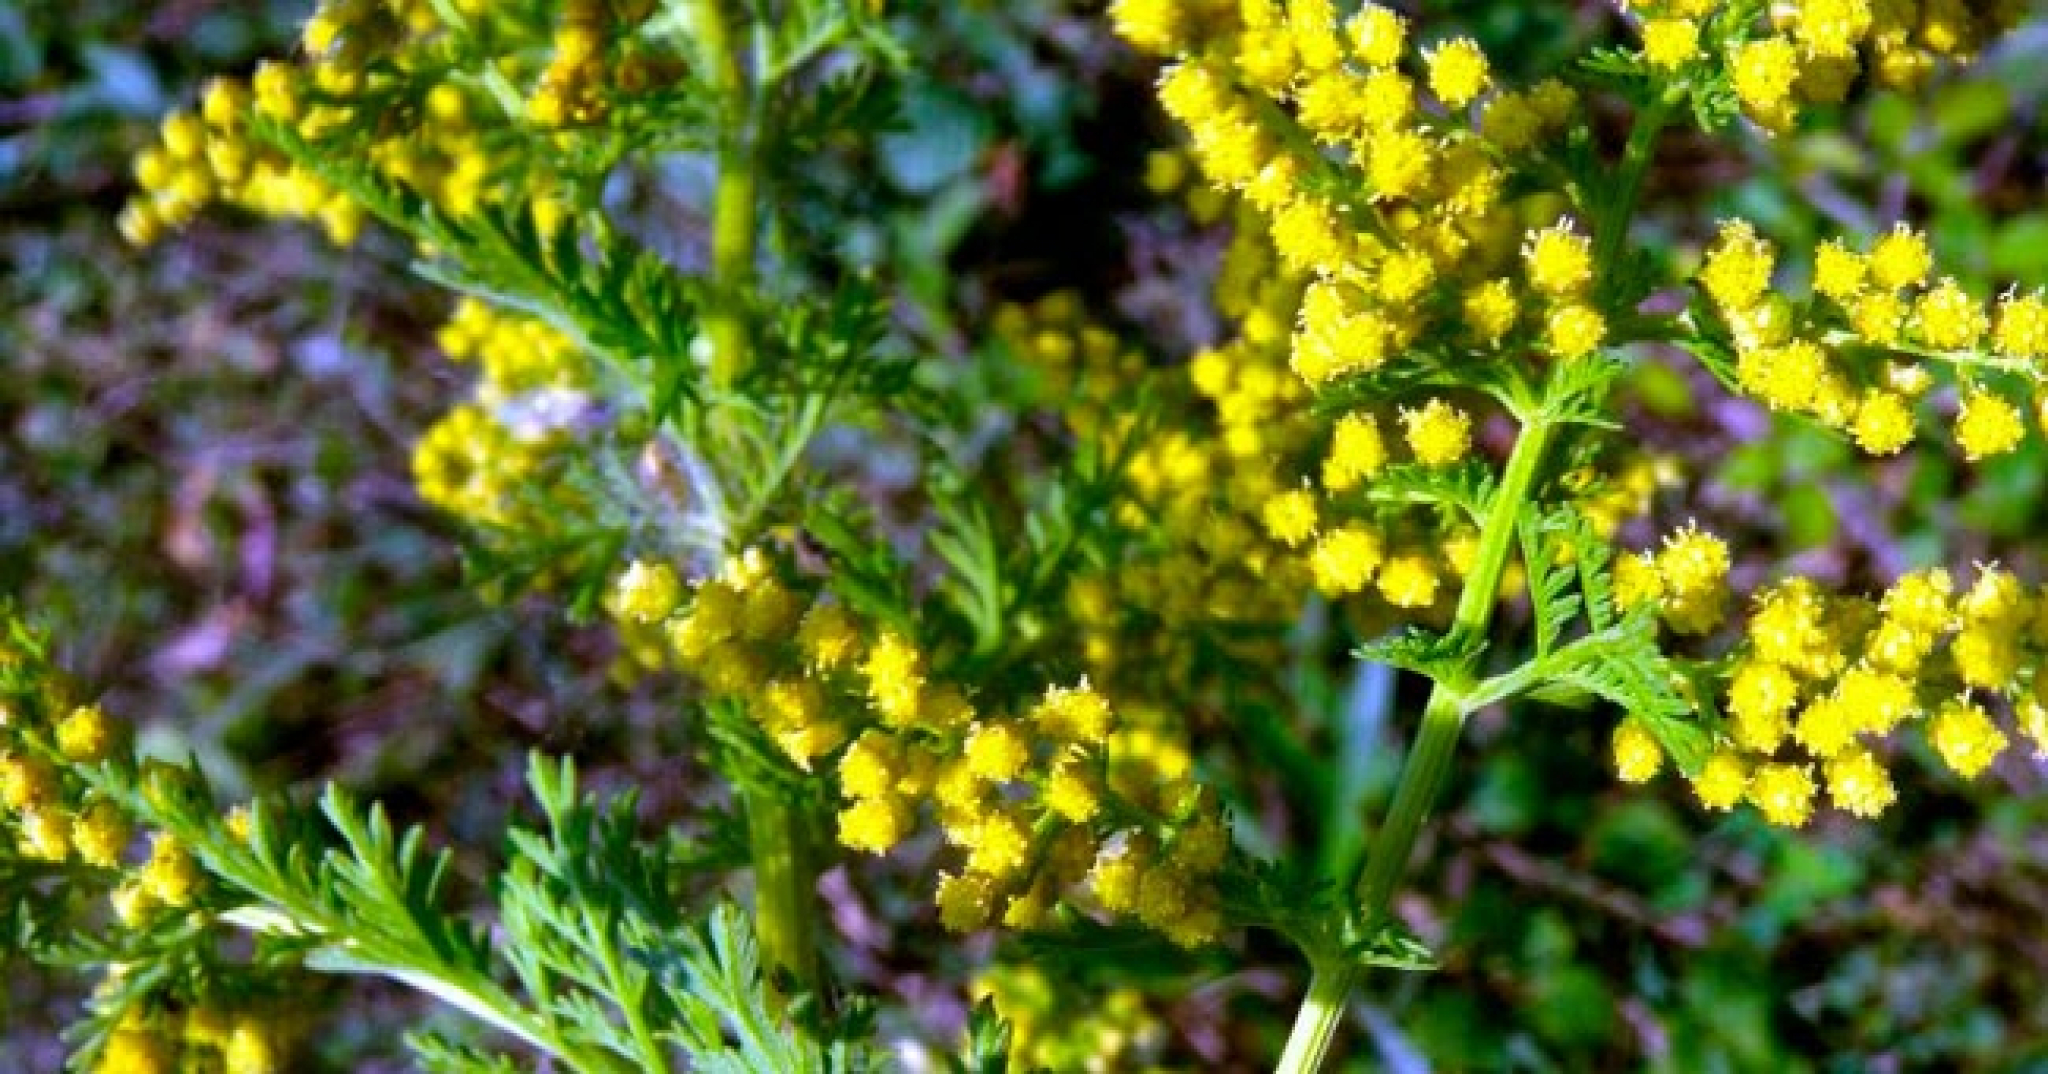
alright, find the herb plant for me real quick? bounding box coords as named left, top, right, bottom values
left=5, top=0, right=2044, bottom=1069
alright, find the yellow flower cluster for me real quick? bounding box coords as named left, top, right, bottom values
left=991, top=291, right=1155, bottom=439
left=436, top=298, right=594, bottom=399
left=529, top=0, right=664, bottom=128
left=412, top=300, right=601, bottom=530
left=608, top=549, right=1230, bottom=946
left=1699, top=220, right=2048, bottom=461
left=1615, top=552, right=2048, bottom=825
left=974, top=963, right=1165, bottom=1072
left=1108, top=4, right=1694, bottom=635
left=411, top=405, right=560, bottom=528
left=95, top=1003, right=295, bottom=1074
left=0, top=619, right=297, bottom=1073
left=119, top=0, right=655, bottom=249
left=1614, top=523, right=1733, bottom=635
left=1624, top=0, right=2028, bottom=132
left=122, top=78, right=360, bottom=246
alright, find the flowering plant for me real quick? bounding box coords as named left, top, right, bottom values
left=5, top=0, right=2044, bottom=1069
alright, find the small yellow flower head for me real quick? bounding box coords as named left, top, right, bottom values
left=141, top=834, right=203, bottom=906
left=1135, top=863, right=1192, bottom=928
left=1481, top=91, right=1544, bottom=152
left=56, top=703, right=114, bottom=762
left=966, top=721, right=1033, bottom=782
left=1848, top=290, right=1907, bottom=346
left=1261, top=488, right=1319, bottom=546
left=1155, top=63, right=1229, bottom=128
left=1643, top=19, right=1701, bottom=70
left=1728, top=659, right=1800, bottom=751
left=1955, top=389, right=2026, bottom=461
left=1523, top=222, right=1593, bottom=298
left=1323, top=413, right=1388, bottom=491
left=1543, top=304, right=1607, bottom=360
left=1852, top=390, right=1916, bottom=455
left=1613, top=720, right=1662, bottom=783
left=1462, top=279, right=1520, bottom=346
left=71, top=800, right=131, bottom=868
left=1793, top=0, right=1875, bottom=58
left=1930, top=699, right=2007, bottom=779
left=1954, top=625, right=2022, bottom=691
left=1914, top=277, right=1987, bottom=351
left=967, top=808, right=1034, bottom=879
left=1089, top=841, right=1147, bottom=912
left=1825, top=747, right=1895, bottom=817
left=1424, top=37, right=1491, bottom=109
left=1365, top=249, right=1430, bottom=308
left=1042, top=761, right=1102, bottom=822
left=1367, top=129, right=1435, bottom=201
left=839, top=794, right=914, bottom=854
left=0, top=752, right=58, bottom=812
left=1033, top=682, right=1114, bottom=745
left=1748, top=580, right=1838, bottom=677
left=1701, top=220, right=1777, bottom=312
left=1729, top=37, right=1801, bottom=127
left=18, top=808, right=71, bottom=861
left=1993, top=291, right=2048, bottom=359
left=100, top=1026, right=175, bottom=1074
left=612, top=560, right=683, bottom=624
left=1288, top=0, right=1343, bottom=71
left=1346, top=5, right=1407, bottom=69
left=839, top=731, right=902, bottom=799
left=1692, top=751, right=1750, bottom=810
left=1749, top=762, right=1817, bottom=827
left=797, top=602, right=863, bottom=671
left=1813, top=239, right=1869, bottom=301
left=1869, top=224, right=1933, bottom=291
left=1882, top=568, right=1954, bottom=634
left=1401, top=399, right=1472, bottom=468
left=864, top=631, right=926, bottom=724
left=224, top=1017, right=281, bottom=1074
left=1962, top=565, right=2030, bottom=623
left=1375, top=551, right=1440, bottom=608
left=1654, top=524, right=1729, bottom=598
left=1613, top=552, right=1665, bottom=611
left=1833, top=666, right=1917, bottom=734
left=936, top=871, right=999, bottom=931
left=1356, top=68, right=1418, bottom=132
left=1309, top=524, right=1385, bottom=597
left=1109, top=0, right=1184, bottom=55
left=1793, top=697, right=1859, bottom=758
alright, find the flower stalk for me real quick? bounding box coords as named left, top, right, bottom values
left=691, top=0, right=758, bottom=386
left=742, top=782, right=824, bottom=992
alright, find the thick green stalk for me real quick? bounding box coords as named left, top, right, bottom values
left=742, top=781, right=823, bottom=991
left=691, top=0, right=757, bottom=386
left=1274, top=959, right=1356, bottom=1074
left=1273, top=418, right=1554, bottom=1073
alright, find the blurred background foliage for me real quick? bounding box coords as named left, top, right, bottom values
left=3, top=0, right=2046, bottom=1070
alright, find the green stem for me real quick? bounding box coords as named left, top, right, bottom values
left=1353, top=418, right=1553, bottom=922
left=1271, top=419, right=1555, bottom=1071
left=1593, top=89, right=1677, bottom=305
left=742, top=781, right=823, bottom=992
left=692, top=0, right=758, bottom=386
left=1274, top=960, right=1356, bottom=1074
